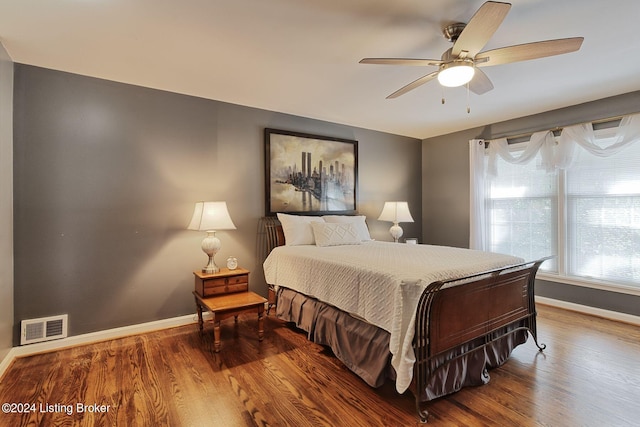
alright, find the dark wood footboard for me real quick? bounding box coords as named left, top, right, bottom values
left=413, top=257, right=550, bottom=423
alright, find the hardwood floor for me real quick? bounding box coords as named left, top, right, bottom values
left=1, top=304, right=639, bottom=426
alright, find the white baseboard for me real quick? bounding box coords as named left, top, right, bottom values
left=0, top=312, right=202, bottom=382
left=535, top=296, right=640, bottom=326
left=0, top=349, right=15, bottom=382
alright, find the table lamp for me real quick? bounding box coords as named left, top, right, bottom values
left=188, top=201, right=236, bottom=274
left=378, top=201, right=414, bottom=242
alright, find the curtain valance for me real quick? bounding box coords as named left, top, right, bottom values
left=486, top=112, right=640, bottom=176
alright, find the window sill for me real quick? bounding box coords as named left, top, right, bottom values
left=537, top=272, right=640, bottom=297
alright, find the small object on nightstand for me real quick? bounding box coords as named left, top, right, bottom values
left=405, top=238, right=418, bottom=244
left=226, top=256, right=238, bottom=270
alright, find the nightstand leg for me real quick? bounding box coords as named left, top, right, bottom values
left=213, top=317, right=221, bottom=353
left=257, top=306, right=264, bottom=341
left=195, top=298, right=204, bottom=333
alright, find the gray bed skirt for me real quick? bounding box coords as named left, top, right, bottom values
left=276, top=286, right=528, bottom=401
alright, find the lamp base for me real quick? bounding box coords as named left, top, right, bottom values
left=389, top=223, right=403, bottom=243
left=202, top=263, right=220, bottom=275
left=201, top=231, right=221, bottom=274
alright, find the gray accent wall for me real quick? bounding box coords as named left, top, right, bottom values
left=0, top=43, right=13, bottom=360
left=422, top=91, right=640, bottom=317
left=12, top=64, right=421, bottom=344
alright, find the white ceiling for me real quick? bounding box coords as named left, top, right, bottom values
left=1, top=0, right=639, bottom=139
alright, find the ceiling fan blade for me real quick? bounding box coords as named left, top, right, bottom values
left=360, top=58, right=442, bottom=66
left=452, top=1, right=512, bottom=58
left=469, top=68, right=494, bottom=95
left=476, top=37, right=584, bottom=66
left=387, top=71, right=439, bottom=99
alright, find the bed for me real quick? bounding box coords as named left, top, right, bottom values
left=262, top=214, right=548, bottom=422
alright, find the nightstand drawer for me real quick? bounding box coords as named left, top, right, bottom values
left=202, top=274, right=248, bottom=289
left=204, top=282, right=248, bottom=296
left=194, top=268, right=250, bottom=297
left=228, top=275, right=248, bottom=285
left=207, top=277, right=228, bottom=287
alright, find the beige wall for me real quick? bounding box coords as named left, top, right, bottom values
left=0, top=43, right=13, bottom=361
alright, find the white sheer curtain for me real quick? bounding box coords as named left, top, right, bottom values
left=556, top=113, right=640, bottom=167
left=487, top=130, right=556, bottom=176
left=485, top=112, right=640, bottom=175
left=469, top=139, right=486, bottom=250
left=469, top=112, right=640, bottom=250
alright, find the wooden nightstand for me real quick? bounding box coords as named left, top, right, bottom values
left=192, top=268, right=267, bottom=352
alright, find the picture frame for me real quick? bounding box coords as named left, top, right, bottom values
left=264, top=128, right=358, bottom=216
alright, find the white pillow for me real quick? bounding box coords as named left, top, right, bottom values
left=277, top=213, right=325, bottom=246
left=311, top=222, right=362, bottom=247
left=322, top=215, right=372, bottom=242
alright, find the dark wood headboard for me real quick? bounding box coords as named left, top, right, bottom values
left=263, top=216, right=285, bottom=253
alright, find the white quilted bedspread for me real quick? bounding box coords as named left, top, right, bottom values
left=263, top=241, right=523, bottom=393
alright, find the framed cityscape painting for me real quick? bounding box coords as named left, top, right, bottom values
left=264, top=128, right=358, bottom=216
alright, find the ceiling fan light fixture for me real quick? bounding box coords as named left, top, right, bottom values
left=437, top=61, right=475, bottom=87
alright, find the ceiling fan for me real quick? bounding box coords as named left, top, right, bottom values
left=360, top=1, right=584, bottom=99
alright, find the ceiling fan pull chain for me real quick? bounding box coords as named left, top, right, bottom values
left=441, top=86, right=446, bottom=105
left=467, top=83, right=471, bottom=114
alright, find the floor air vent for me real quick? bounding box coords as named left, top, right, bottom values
left=20, top=314, right=68, bottom=345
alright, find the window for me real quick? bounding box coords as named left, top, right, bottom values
left=487, top=145, right=558, bottom=272
left=484, top=127, right=640, bottom=291
left=565, top=132, right=640, bottom=285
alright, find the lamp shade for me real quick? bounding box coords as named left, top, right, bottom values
left=378, top=201, right=414, bottom=223
left=187, top=201, right=236, bottom=231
